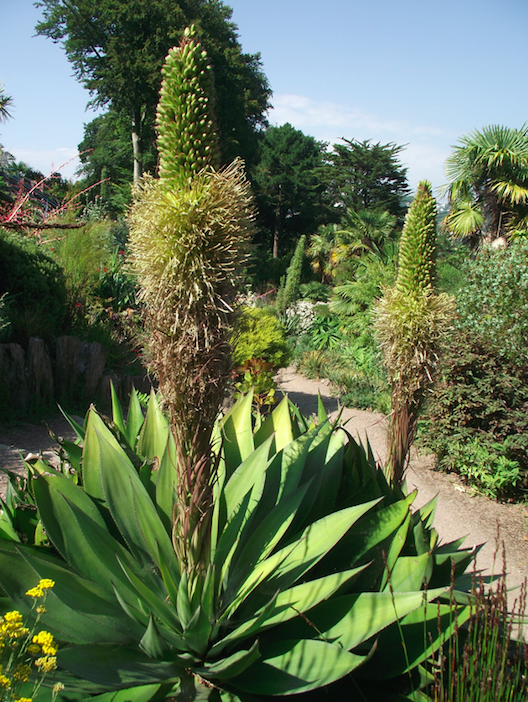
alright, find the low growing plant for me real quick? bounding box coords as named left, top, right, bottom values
left=232, top=307, right=291, bottom=369
left=0, top=388, right=476, bottom=701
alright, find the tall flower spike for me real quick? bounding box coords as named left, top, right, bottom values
left=396, top=180, right=437, bottom=295
left=156, top=25, right=220, bottom=187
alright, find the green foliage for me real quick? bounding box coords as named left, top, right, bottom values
left=0, top=390, right=475, bottom=700
left=421, top=327, right=528, bottom=498
left=455, top=240, right=528, bottom=359
left=232, top=307, right=291, bottom=369
left=444, top=124, right=528, bottom=244
left=299, top=281, right=331, bottom=301
left=275, top=235, right=305, bottom=313
left=429, top=572, right=527, bottom=701
left=37, top=0, right=270, bottom=180
left=44, top=218, right=114, bottom=315
left=0, top=228, right=67, bottom=344
left=422, top=241, right=528, bottom=498
left=327, top=138, right=410, bottom=219
left=252, top=124, right=329, bottom=256
left=308, top=314, right=342, bottom=350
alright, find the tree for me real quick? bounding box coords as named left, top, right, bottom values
left=0, top=83, right=12, bottom=124
left=252, top=123, right=329, bottom=258
left=327, top=138, right=410, bottom=218
left=443, top=124, right=528, bottom=245
left=36, top=0, right=270, bottom=182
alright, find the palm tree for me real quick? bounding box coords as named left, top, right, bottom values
left=331, top=207, right=396, bottom=268
left=0, top=84, right=12, bottom=124
left=443, top=125, right=528, bottom=245
left=307, top=223, right=337, bottom=282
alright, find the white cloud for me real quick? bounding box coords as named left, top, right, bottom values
left=267, top=94, right=454, bottom=193
left=7, top=147, right=81, bottom=180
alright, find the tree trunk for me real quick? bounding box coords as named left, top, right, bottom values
left=131, top=109, right=142, bottom=184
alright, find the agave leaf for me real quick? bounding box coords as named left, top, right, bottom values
left=58, top=644, right=185, bottom=687
left=325, top=587, right=447, bottom=650
left=59, top=404, right=86, bottom=443
left=82, top=409, right=122, bottom=505
left=183, top=605, right=211, bottom=656
left=0, top=540, right=142, bottom=644
left=118, top=556, right=182, bottom=635
left=224, top=481, right=311, bottom=605
left=384, top=553, right=431, bottom=592
left=140, top=615, right=169, bottom=658
left=126, top=387, right=147, bottom=451
left=223, top=436, right=273, bottom=521
left=137, top=390, right=168, bottom=460
left=210, top=593, right=280, bottom=656
left=232, top=638, right=366, bottom=695
left=196, top=640, right=259, bottom=681
left=417, top=495, right=437, bottom=530
left=234, top=500, right=381, bottom=602
left=155, top=437, right=178, bottom=534
left=94, top=426, right=176, bottom=571
left=87, top=684, right=162, bottom=702
left=177, top=570, right=192, bottom=629
left=381, top=510, right=411, bottom=590
left=359, top=603, right=472, bottom=679
left=253, top=396, right=294, bottom=453
left=317, top=392, right=328, bottom=424
left=219, top=390, right=254, bottom=477
left=275, top=426, right=320, bottom=503
left=110, top=382, right=127, bottom=439
left=57, top=437, right=83, bottom=475
left=215, top=491, right=253, bottom=587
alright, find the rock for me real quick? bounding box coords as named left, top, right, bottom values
left=84, top=341, right=107, bottom=399
left=27, top=337, right=54, bottom=407
left=0, top=343, right=28, bottom=415
left=55, top=336, right=80, bottom=401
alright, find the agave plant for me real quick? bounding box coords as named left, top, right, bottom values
left=0, top=389, right=475, bottom=701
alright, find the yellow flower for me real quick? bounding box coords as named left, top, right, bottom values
left=35, top=656, right=57, bottom=673
left=27, top=644, right=40, bottom=655
left=1, top=612, right=29, bottom=639
left=0, top=674, right=11, bottom=688
left=13, top=664, right=31, bottom=682
left=35, top=606, right=46, bottom=615
left=25, top=579, right=54, bottom=598
left=52, top=683, right=64, bottom=693
left=32, top=631, right=57, bottom=656
left=17, top=698, right=33, bottom=702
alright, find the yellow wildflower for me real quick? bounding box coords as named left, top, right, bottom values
left=32, top=631, right=57, bottom=656
left=35, top=606, right=46, bottom=615
left=25, top=586, right=43, bottom=598
left=1, top=612, right=29, bottom=639
left=38, top=579, right=55, bottom=590
left=25, top=579, right=54, bottom=598
left=13, top=664, right=31, bottom=682
left=35, top=656, right=57, bottom=673
left=52, top=683, right=64, bottom=693
left=17, top=698, right=33, bottom=702
left=27, top=644, right=40, bottom=655
left=0, top=674, right=11, bottom=688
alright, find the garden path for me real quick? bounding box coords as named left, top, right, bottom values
left=275, top=366, right=528, bottom=610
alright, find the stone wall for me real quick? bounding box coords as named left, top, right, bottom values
left=0, top=335, right=153, bottom=417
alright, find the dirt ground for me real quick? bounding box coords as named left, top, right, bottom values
left=1, top=367, right=527, bottom=611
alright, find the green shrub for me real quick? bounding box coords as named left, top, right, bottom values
left=0, top=228, right=67, bottom=343
left=299, top=280, right=331, bottom=301
left=421, top=328, right=528, bottom=497
left=422, top=242, right=528, bottom=498
left=232, top=306, right=291, bottom=368
left=275, top=235, right=305, bottom=313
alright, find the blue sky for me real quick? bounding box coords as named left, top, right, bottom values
left=1, top=0, right=527, bottom=194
